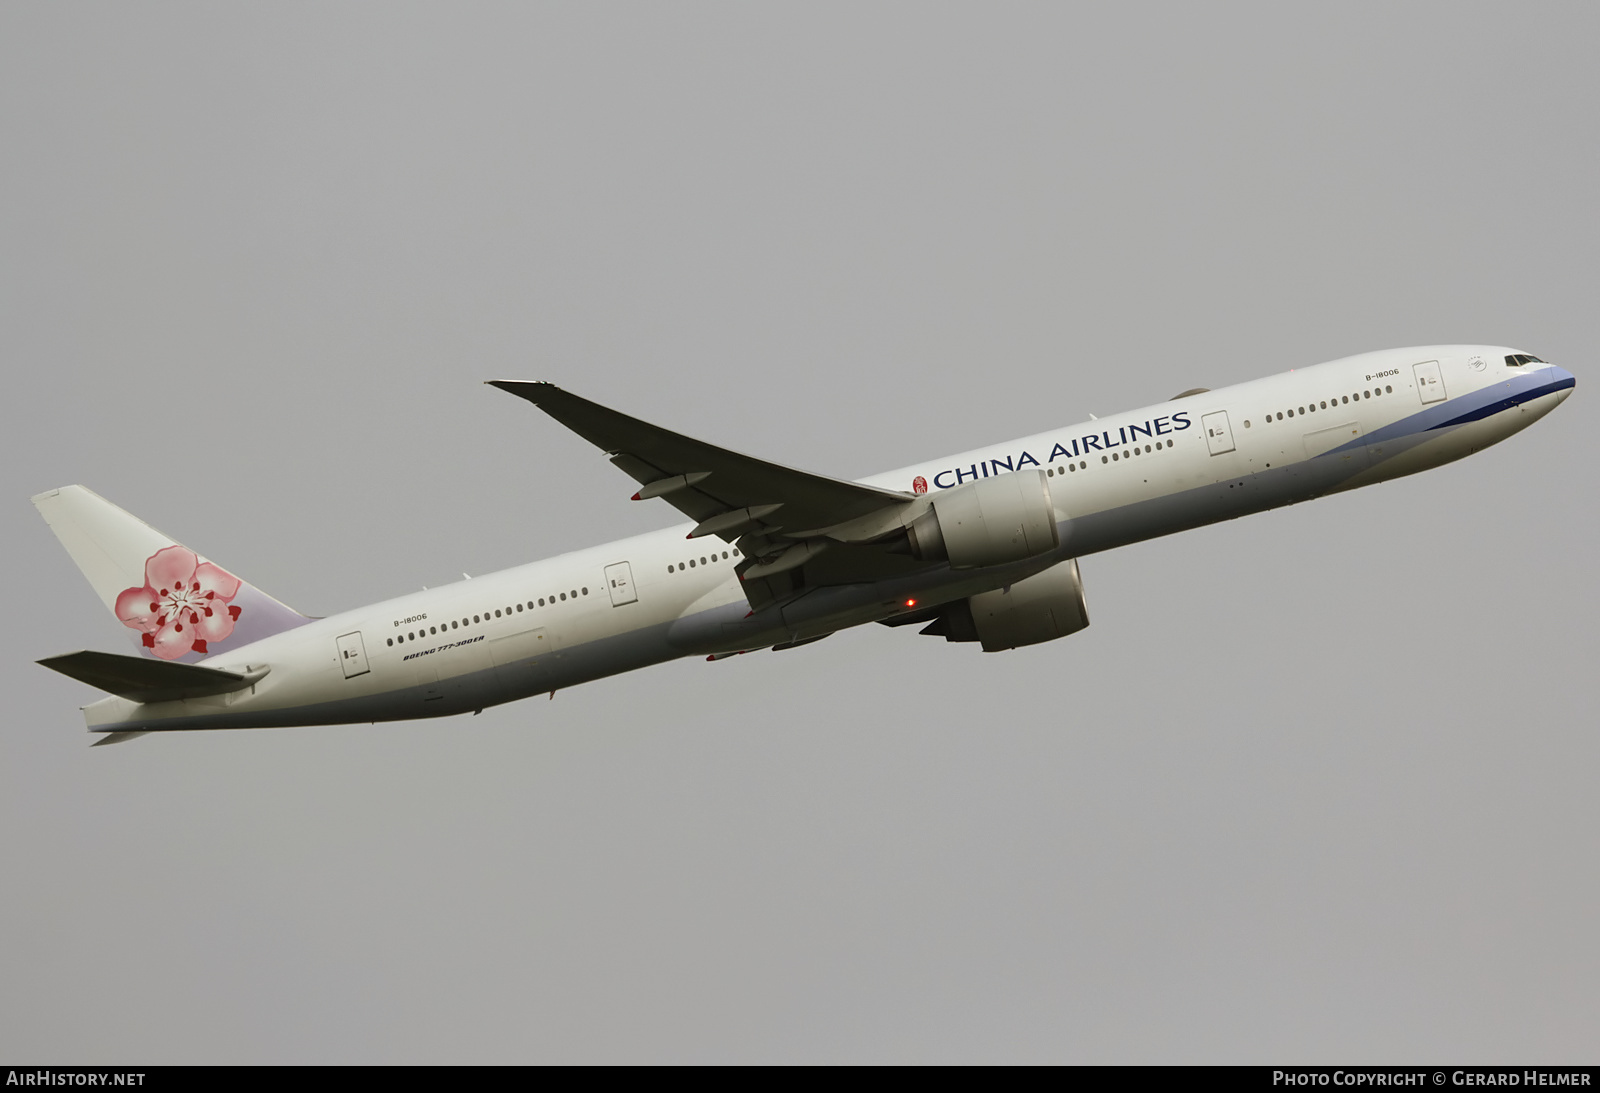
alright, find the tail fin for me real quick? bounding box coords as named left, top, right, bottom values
left=32, top=485, right=311, bottom=662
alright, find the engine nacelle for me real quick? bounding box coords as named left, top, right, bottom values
left=906, top=469, right=1060, bottom=568
left=921, top=558, right=1090, bottom=652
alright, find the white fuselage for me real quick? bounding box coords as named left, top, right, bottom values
left=82, top=346, right=1575, bottom=733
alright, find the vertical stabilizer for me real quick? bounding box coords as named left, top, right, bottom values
left=32, top=486, right=311, bottom=662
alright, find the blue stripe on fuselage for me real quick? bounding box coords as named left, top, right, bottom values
left=1329, top=369, right=1573, bottom=455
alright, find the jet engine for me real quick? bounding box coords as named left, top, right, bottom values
left=919, top=558, right=1090, bottom=652
left=905, top=469, right=1060, bottom=568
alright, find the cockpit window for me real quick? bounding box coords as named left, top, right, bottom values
left=1505, top=354, right=1546, bottom=367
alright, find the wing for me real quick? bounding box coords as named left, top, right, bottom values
left=488, top=381, right=933, bottom=609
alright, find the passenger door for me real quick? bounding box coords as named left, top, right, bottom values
left=336, top=631, right=370, bottom=679
left=1202, top=410, right=1236, bottom=455
left=604, top=561, right=638, bottom=606
left=1413, top=360, right=1447, bottom=404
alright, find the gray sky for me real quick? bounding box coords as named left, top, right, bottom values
left=2, top=2, right=1594, bottom=1063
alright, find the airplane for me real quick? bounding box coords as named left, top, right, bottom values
left=34, top=345, right=1575, bottom=745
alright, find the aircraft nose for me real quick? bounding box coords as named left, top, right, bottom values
left=1548, top=364, right=1577, bottom=403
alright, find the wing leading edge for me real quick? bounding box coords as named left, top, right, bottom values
left=487, top=381, right=936, bottom=609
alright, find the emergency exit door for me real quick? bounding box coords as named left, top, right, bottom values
left=604, top=561, right=638, bottom=606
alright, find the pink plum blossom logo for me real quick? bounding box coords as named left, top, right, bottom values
left=114, top=546, right=243, bottom=659
left=912, top=476, right=928, bottom=494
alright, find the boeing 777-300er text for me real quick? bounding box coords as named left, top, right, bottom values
left=35, top=346, right=1575, bottom=744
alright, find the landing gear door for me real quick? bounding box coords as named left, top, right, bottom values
left=604, top=561, right=638, bottom=606
left=336, top=631, right=370, bottom=679
left=1201, top=410, right=1236, bottom=455
left=1414, top=360, right=1447, bottom=404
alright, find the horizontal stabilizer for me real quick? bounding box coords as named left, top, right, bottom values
left=39, top=650, right=268, bottom=704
